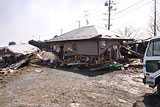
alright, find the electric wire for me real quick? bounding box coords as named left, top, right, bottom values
left=113, top=0, right=145, bottom=16
left=113, top=0, right=153, bottom=19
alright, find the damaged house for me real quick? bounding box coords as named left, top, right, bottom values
left=47, top=25, right=133, bottom=65
left=0, top=43, right=39, bottom=68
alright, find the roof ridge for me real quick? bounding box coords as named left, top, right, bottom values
left=57, top=25, right=95, bottom=37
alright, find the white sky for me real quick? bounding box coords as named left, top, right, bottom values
left=0, top=0, right=157, bottom=46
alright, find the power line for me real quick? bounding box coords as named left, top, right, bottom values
left=114, top=0, right=153, bottom=19
left=113, top=0, right=145, bottom=16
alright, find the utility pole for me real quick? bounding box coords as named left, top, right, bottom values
left=60, top=29, right=63, bottom=35
left=84, top=10, right=89, bottom=25
left=154, top=0, right=157, bottom=36
left=39, top=36, right=41, bottom=50
left=104, top=0, right=116, bottom=30
left=108, top=0, right=111, bottom=30
left=77, top=21, right=81, bottom=28
left=39, top=36, right=40, bottom=41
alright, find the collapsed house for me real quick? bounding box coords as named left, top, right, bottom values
left=47, top=25, right=133, bottom=65
left=0, top=43, right=40, bottom=68
left=120, top=39, right=149, bottom=58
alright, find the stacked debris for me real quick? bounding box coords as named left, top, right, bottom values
left=34, top=51, right=56, bottom=67
left=120, top=46, right=143, bottom=58
left=0, top=44, right=40, bottom=75
left=120, top=40, right=147, bottom=59
left=0, top=42, right=145, bottom=73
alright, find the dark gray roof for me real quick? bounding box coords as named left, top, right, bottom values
left=47, top=25, right=133, bottom=42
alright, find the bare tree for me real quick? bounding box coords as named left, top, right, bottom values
left=117, top=25, right=138, bottom=39
left=147, top=15, right=160, bottom=36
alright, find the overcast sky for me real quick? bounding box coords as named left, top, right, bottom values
left=0, top=0, right=156, bottom=46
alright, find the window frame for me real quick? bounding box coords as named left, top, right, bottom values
left=73, top=44, right=77, bottom=50
left=147, top=40, right=160, bottom=56
left=52, top=45, right=56, bottom=51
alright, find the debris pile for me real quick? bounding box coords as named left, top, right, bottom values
left=120, top=41, right=147, bottom=59
left=0, top=41, right=145, bottom=74
left=34, top=51, right=56, bottom=67
left=0, top=44, right=40, bottom=75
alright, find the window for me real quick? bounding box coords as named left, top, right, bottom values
left=73, top=44, right=77, bottom=50
left=147, top=42, right=153, bottom=56
left=100, top=41, right=106, bottom=49
left=146, top=60, right=159, bottom=73
left=153, top=41, right=160, bottom=56
left=147, top=40, right=160, bottom=56
left=52, top=45, right=56, bottom=51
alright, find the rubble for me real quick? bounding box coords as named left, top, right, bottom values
left=0, top=44, right=41, bottom=76
left=10, top=54, right=31, bottom=70
left=0, top=37, right=155, bottom=106
left=0, top=68, right=15, bottom=75
left=40, top=51, right=56, bottom=61
left=0, top=69, right=7, bottom=74
left=33, top=51, right=57, bottom=67
left=70, top=103, right=80, bottom=107
left=0, top=44, right=39, bottom=68
left=120, top=46, right=143, bottom=58
left=0, top=41, right=144, bottom=77
left=0, top=62, right=8, bottom=68
left=35, top=69, right=43, bottom=73
left=0, top=48, right=143, bottom=75
left=67, top=62, right=88, bottom=66
left=109, top=63, right=123, bottom=69
left=123, top=58, right=142, bottom=70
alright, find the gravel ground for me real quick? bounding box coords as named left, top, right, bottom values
left=0, top=66, right=159, bottom=107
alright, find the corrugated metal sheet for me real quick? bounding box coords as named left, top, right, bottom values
left=48, top=25, right=133, bottom=42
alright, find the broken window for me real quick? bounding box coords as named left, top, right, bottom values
left=73, top=44, right=77, bottom=50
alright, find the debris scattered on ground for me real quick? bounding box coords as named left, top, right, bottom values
left=70, top=103, right=80, bottom=107
left=120, top=46, right=143, bottom=58
left=0, top=68, right=7, bottom=74
left=10, top=55, right=30, bottom=70
left=67, top=62, right=88, bottom=66
left=40, top=51, right=56, bottom=61
left=0, top=40, right=156, bottom=106
left=0, top=68, right=15, bottom=75
left=35, top=69, right=43, bottom=73
left=0, top=67, right=157, bottom=107
left=109, top=62, right=123, bottom=69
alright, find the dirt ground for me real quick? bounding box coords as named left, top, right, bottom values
left=0, top=66, right=160, bottom=107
